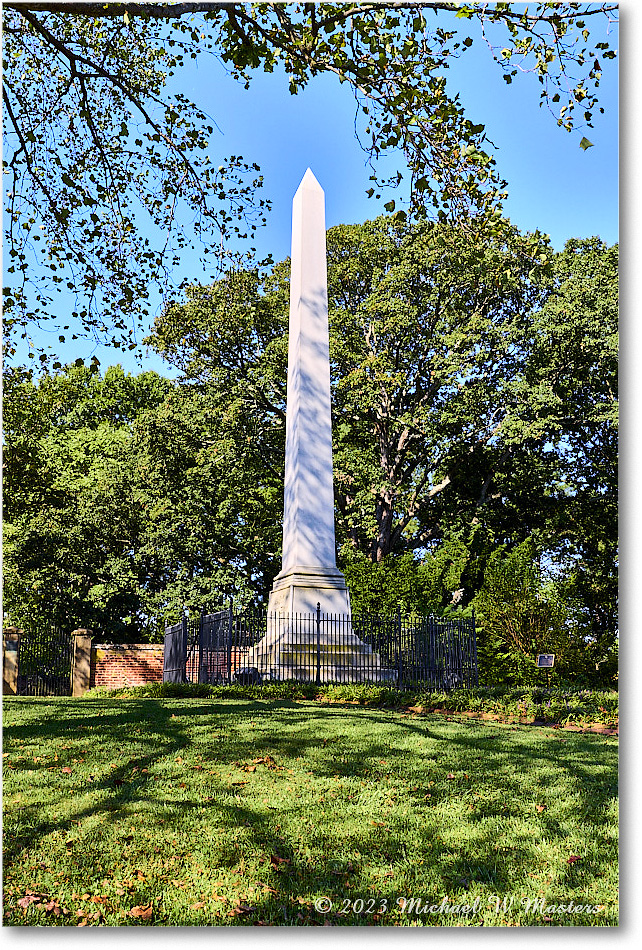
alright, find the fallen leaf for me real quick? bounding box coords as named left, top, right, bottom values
left=129, top=904, right=153, bottom=919
left=253, top=755, right=277, bottom=769
left=17, top=894, right=42, bottom=910
left=447, top=773, right=456, bottom=779
left=270, top=854, right=291, bottom=868
left=567, top=855, right=581, bottom=864
left=229, top=902, right=255, bottom=916
left=191, top=901, right=206, bottom=910
left=61, top=767, right=72, bottom=775
left=259, top=884, right=278, bottom=896
left=536, top=804, right=546, bottom=813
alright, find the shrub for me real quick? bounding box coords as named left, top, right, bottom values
left=82, top=681, right=617, bottom=726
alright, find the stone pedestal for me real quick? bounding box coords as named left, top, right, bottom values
left=248, top=571, right=396, bottom=684
left=267, top=565, right=350, bottom=617
left=71, top=630, right=93, bottom=697
left=3, top=628, right=21, bottom=695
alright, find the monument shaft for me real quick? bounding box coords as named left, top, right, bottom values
left=282, top=168, right=336, bottom=572
left=267, top=169, right=350, bottom=617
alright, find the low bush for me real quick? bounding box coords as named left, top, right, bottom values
left=83, top=681, right=618, bottom=726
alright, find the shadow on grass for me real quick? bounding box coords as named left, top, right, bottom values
left=3, top=697, right=618, bottom=925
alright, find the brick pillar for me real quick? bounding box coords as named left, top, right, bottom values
left=71, top=629, right=93, bottom=697
left=3, top=628, right=22, bottom=695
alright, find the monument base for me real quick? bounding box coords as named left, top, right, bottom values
left=267, top=565, right=351, bottom=616
left=244, top=566, right=397, bottom=683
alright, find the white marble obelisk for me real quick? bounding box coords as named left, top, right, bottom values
left=244, top=170, right=396, bottom=681
left=267, top=169, right=351, bottom=617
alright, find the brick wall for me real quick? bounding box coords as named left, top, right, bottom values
left=91, top=643, right=164, bottom=689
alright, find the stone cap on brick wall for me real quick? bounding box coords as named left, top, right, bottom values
left=93, top=643, right=163, bottom=650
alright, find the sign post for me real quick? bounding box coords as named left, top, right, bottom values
left=536, top=653, right=555, bottom=689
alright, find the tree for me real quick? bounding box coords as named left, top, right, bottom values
left=150, top=213, right=559, bottom=570
left=150, top=215, right=617, bottom=632
left=3, top=364, right=167, bottom=633
left=325, top=215, right=556, bottom=562
left=3, top=224, right=617, bottom=651
left=472, top=538, right=570, bottom=686
left=2, top=363, right=261, bottom=636
left=3, top=2, right=617, bottom=360
left=511, top=236, right=618, bottom=651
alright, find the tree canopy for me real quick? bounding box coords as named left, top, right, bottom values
left=2, top=217, right=617, bottom=683
left=151, top=215, right=616, bottom=591
left=3, top=1, right=617, bottom=362
left=2, top=363, right=263, bottom=636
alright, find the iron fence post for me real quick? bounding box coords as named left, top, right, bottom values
left=227, top=597, right=234, bottom=684
left=396, top=607, right=403, bottom=689
left=198, top=609, right=204, bottom=684
left=316, top=602, right=321, bottom=686
left=471, top=610, right=478, bottom=687
left=181, top=611, right=188, bottom=683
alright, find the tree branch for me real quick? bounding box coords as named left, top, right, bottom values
left=5, top=0, right=619, bottom=18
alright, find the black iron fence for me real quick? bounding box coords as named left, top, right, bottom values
left=163, top=605, right=477, bottom=690
left=15, top=624, right=73, bottom=696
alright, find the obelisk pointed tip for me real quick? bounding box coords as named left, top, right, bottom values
left=296, top=167, right=323, bottom=194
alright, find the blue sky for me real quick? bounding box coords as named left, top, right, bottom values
left=7, top=7, right=619, bottom=375
left=186, top=32, right=618, bottom=261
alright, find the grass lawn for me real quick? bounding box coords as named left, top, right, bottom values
left=3, top=696, right=618, bottom=927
